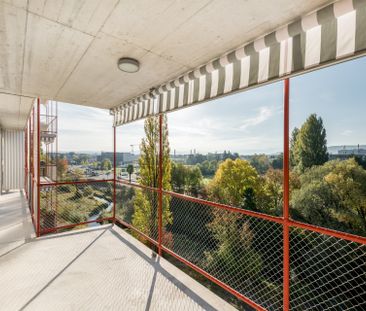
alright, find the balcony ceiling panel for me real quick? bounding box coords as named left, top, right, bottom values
left=0, top=93, right=33, bottom=129
left=0, top=0, right=332, bottom=129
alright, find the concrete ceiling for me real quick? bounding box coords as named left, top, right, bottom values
left=0, top=0, right=333, bottom=129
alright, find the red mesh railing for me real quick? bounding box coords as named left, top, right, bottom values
left=114, top=180, right=366, bottom=311
left=116, top=182, right=159, bottom=244
left=290, top=227, right=366, bottom=310
left=25, top=97, right=366, bottom=310
left=162, top=192, right=284, bottom=310
left=39, top=181, right=113, bottom=234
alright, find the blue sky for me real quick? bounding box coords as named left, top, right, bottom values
left=58, top=56, right=366, bottom=154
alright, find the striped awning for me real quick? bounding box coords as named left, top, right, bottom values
left=112, top=0, right=366, bottom=126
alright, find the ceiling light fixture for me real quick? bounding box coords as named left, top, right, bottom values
left=117, top=57, right=140, bottom=73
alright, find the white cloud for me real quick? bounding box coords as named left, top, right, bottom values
left=239, top=106, right=273, bottom=131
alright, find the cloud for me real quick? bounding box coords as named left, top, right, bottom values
left=239, top=106, right=273, bottom=130
left=341, top=129, right=353, bottom=136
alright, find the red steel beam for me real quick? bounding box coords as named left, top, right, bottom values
left=118, top=171, right=366, bottom=244
left=24, top=125, right=28, bottom=198
left=289, top=219, right=366, bottom=245
left=283, top=78, right=290, bottom=311
left=117, top=179, right=159, bottom=193
left=158, top=114, right=163, bottom=256
left=113, top=126, right=117, bottom=222
left=40, top=217, right=114, bottom=235
left=31, top=107, right=34, bottom=218
left=37, top=98, right=41, bottom=237
left=40, top=179, right=114, bottom=187
left=163, top=189, right=284, bottom=224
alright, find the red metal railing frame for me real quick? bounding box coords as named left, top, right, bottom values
left=158, top=114, right=163, bottom=256
left=24, top=125, right=28, bottom=199
left=113, top=126, right=117, bottom=222
left=40, top=179, right=114, bottom=186
left=41, top=217, right=114, bottom=235
left=37, top=98, right=41, bottom=237
left=21, top=81, right=365, bottom=310
left=114, top=78, right=366, bottom=311
left=38, top=180, right=115, bottom=234
left=283, top=78, right=290, bottom=311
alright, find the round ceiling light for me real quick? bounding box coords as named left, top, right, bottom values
left=117, top=57, right=140, bottom=73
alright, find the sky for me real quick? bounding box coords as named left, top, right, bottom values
left=58, top=56, right=366, bottom=155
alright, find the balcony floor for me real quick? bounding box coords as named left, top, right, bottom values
left=0, top=192, right=236, bottom=311
left=0, top=191, right=34, bottom=257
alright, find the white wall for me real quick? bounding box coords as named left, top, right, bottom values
left=1, top=129, right=24, bottom=192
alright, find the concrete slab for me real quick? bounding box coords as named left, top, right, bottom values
left=0, top=191, right=34, bottom=257
left=0, top=224, right=237, bottom=310
left=1, top=0, right=334, bottom=129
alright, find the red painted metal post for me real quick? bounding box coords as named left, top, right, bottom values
left=30, top=107, right=34, bottom=216
left=24, top=125, right=28, bottom=198
left=36, top=98, right=41, bottom=237
left=283, top=78, right=290, bottom=311
left=158, top=114, right=163, bottom=256
left=113, top=126, right=117, bottom=222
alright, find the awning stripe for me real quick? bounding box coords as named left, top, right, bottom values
left=112, top=0, right=366, bottom=126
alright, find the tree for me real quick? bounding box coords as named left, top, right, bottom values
left=198, top=160, right=218, bottom=177
left=171, top=162, right=203, bottom=196
left=171, top=162, right=186, bottom=193
left=208, top=158, right=260, bottom=207
left=291, top=158, right=366, bottom=236
left=294, top=114, right=328, bottom=171
left=250, top=154, right=270, bottom=175
left=72, top=168, right=84, bottom=181
left=205, top=159, right=268, bottom=301
left=132, top=115, right=172, bottom=238
left=290, top=127, right=300, bottom=167
left=57, top=157, right=68, bottom=178
left=272, top=153, right=283, bottom=170
left=127, top=164, right=134, bottom=182
left=222, top=150, right=239, bottom=161
left=263, top=168, right=283, bottom=214
left=102, top=159, right=112, bottom=171
left=186, top=165, right=203, bottom=196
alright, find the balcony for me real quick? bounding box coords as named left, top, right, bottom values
left=1, top=0, right=366, bottom=310
left=0, top=191, right=235, bottom=310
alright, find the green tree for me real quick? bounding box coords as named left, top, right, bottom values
left=186, top=165, right=203, bottom=196
left=132, top=115, right=172, bottom=238
left=127, top=164, right=134, bottom=182
left=208, top=158, right=260, bottom=207
left=263, top=168, right=283, bottom=214
left=102, top=159, right=112, bottom=171
left=57, top=157, right=68, bottom=178
left=72, top=168, right=84, bottom=181
left=294, top=114, right=328, bottom=171
left=291, top=158, right=366, bottom=236
left=198, top=160, right=218, bottom=177
left=271, top=153, right=283, bottom=170
left=171, top=162, right=186, bottom=193
left=290, top=127, right=300, bottom=167
left=250, top=154, right=270, bottom=175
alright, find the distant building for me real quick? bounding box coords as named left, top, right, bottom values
left=338, top=148, right=366, bottom=155
left=98, top=152, right=137, bottom=165
left=328, top=146, right=366, bottom=160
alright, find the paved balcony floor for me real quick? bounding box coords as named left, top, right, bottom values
left=0, top=192, right=236, bottom=311
left=0, top=191, right=34, bottom=257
